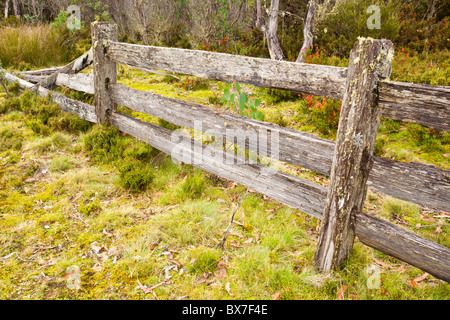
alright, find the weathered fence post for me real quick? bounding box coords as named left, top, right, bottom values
left=314, top=38, right=394, bottom=272
left=92, top=21, right=117, bottom=124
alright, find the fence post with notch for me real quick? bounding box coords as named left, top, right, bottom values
left=92, top=21, right=118, bottom=125
left=314, top=38, right=394, bottom=272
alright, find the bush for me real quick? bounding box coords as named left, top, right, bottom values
left=187, top=247, right=221, bottom=274
left=315, top=0, right=402, bottom=58
left=180, top=171, right=207, bottom=199
left=298, top=95, right=341, bottom=138
left=0, top=127, right=23, bottom=152
left=82, top=125, right=129, bottom=163
left=0, top=23, right=88, bottom=69
left=116, top=157, right=154, bottom=191
left=406, top=123, right=448, bottom=153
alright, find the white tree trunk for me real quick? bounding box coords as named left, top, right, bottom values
left=4, top=0, right=10, bottom=18
left=296, top=0, right=320, bottom=63
left=256, top=0, right=284, bottom=61
left=11, top=0, right=21, bottom=17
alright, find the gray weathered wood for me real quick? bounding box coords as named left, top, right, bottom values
left=110, top=83, right=335, bottom=175
left=314, top=38, right=395, bottom=272
left=355, top=213, right=450, bottom=283
left=106, top=41, right=348, bottom=101
left=34, top=48, right=93, bottom=90
left=22, top=47, right=450, bottom=131
left=22, top=73, right=95, bottom=95
left=92, top=22, right=117, bottom=124
left=369, top=157, right=450, bottom=211
left=379, top=81, right=450, bottom=131
left=111, top=112, right=328, bottom=219
left=3, top=70, right=97, bottom=123
left=16, top=71, right=450, bottom=212
left=16, top=72, right=450, bottom=212
left=110, top=82, right=450, bottom=213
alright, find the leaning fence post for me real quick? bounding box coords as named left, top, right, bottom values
left=92, top=21, right=118, bottom=125
left=314, top=38, right=394, bottom=272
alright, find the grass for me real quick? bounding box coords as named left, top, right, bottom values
left=0, top=23, right=88, bottom=70
left=0, top=89, right=448, bottom=300
left=0, top=34, right=449, bottom=300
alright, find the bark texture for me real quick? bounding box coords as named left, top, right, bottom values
left=314, top=38, right=394, bottom=272
left=92, top=22, right=118, bottom=125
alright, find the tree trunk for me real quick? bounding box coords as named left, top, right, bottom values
left=256, top=0, right=284, bottom=61
left=314, top=38, right=394, bottom=272
left=4, top=0, right=10, bottom=18
left=296, top=0, right=336, bottom=63
left=266, top=0, right=284, bottom=60
left=11, top=0, right=20, bottom=17
left=296, top=0, right=320, bottom=62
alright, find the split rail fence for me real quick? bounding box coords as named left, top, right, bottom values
left=4, top=22, right=450, bottom=283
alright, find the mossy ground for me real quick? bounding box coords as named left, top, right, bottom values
left=0, top=63, right=449, bottom=300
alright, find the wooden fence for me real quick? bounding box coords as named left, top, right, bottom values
left=4, top=21, right=450, bottom=283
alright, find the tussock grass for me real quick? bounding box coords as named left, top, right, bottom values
left=0, top=58, right=449, bottom=300
left=0, top=24, right=84, bottom=69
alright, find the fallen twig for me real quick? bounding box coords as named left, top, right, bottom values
left=0, top=252, right=36, bottom=263
left=216, top=172, right=261, bottom=250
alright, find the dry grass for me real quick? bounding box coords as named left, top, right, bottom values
left=0, top=24, right=84, bottom=70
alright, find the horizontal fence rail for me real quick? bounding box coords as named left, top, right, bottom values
left=21, top=72, right=450, bottom=213
left=106, top=41, right=348, bottom=101
left=105, top=41, right=450, bottom=132
left=24, top=43, right=450, bottom=132
left=379, top=81, right=450, bottom=131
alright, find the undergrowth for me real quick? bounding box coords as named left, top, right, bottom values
left=0, top=83, right=448, bottom=300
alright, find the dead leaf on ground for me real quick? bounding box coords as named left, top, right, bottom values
left=92, top=265, right=102, bottom=272
left=414, top=273, right=430, bottom=283
left=374, top=258, right=393, bottom=269
left=438, top=210, right=450, bottom=217
left=165, top=204, right=179, bottom=211
left=225, top=282, right=233, bottom=296
left=214, top=268, right=227, bottom=279
left=396, top=263, right=406, bottom=273
left=272, top=291, right=281, bottom=300
left=196, top=272, right=213, bottom=285
left=102, top=229, right=114, bottom=238
left=337, top=285, right=348, bottom=300
left=408, top=279, right=419, bottom=288
left=434, top=226, right=442, bottom=234
left=91, top=242, right=107, bottom=254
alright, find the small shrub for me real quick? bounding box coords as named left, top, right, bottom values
left=187, top=247, right=221, bottom=274
left=82, top=125, right=129, bottom=163
left=7, top=151, right=21, bottom=164
left=406, top=123, right=446, bottom=153
left=51, top=132, right=71, bottom=148
left=78, top=199, right=102, bottom=215
left=181, top=76, right=210, bottom=91
left=180, top=171, right=206, bottom=199
left=116, top=157, right=154, bottom=191
left=50, top=156, right=74, bottom=172
left=123, top=143, right=156, bottom=162
left=298, top=95, right=341, bottom=138
left=0, top=126, right=23, bottom=152
left=0, top=96, right=20, bottom=113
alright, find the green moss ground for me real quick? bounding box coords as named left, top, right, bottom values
left=0, top=64, right=449, bottom=300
